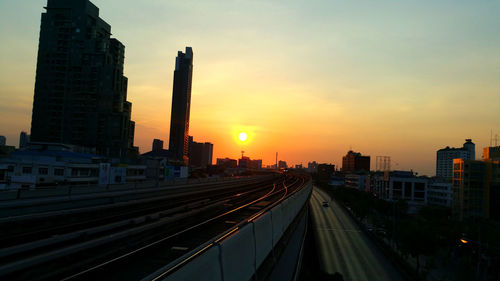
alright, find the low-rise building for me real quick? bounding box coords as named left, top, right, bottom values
left=0, top=144, right=148, bottom=189
left=317, top=163, right=335, bottom=182
left=373, top=170, right=428, bottom=213
left=216, top=158, right=238, bottom=169
left=307, top=161, right=318, bottom=173
left=345, top=172, right=370, bottom=192
left=427, top=180, right=453, bottom=207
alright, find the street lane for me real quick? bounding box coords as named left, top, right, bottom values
left=310, top=187, right=404, bottom=281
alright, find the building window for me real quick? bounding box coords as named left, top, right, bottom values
left=54, top=168, right=64, bottom=176
left=22, top=166, right=32, bottom=174
left=39, top=167, right=49, bottom=175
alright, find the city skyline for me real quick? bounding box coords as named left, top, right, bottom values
left=1, top=1, right=500, bottom=175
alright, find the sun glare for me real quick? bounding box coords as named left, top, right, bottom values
left=238, top=132, right=248, bottom=142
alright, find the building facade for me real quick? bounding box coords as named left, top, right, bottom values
left=436, top=139, right=475, bottom=179
left=483, top=146, right=500, bottom=161
left=152, top=139, right=164, bottom=152
left=0, top=146, right=147, bottom=189
left=169, top=47, right=193, bottom=165
left=30, top=0, right=136, bottom=158
left=452, top=158, right=500, bottom=220
left=317, top=163, right=335, bottom=182
left=427, top=181, right=453, bottom=207
left=238, top=156, right=262, bottom=170
left=307, top=161, right=318, bottom=173
left=19, top=132, right=30, bottom=148
left=372, top=171, right=428, bottom=213
left=342, top=150, right=370, bottom=173
left=188, top=136, right=213, bottom=168
left=216, top=158, right=238, bottom=169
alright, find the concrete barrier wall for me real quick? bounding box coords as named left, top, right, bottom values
left=253, top=212, right=273, bottom=266
left=164, top=246, right=222, bottom=281
left=148, top=180, right=312, bottom=281
left=220, top=224, right=256, bottom=281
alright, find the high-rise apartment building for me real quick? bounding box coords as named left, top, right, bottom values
left=168, top=47, right=193, bottom=165
left=436, top=139, right=475, bottom=179
left=342, top=150, right=370, bottom=173
left=30, top=0, right=136, bottom=158
left=452, top=158, right=500, bottom=220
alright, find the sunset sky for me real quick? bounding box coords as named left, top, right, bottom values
left=1, top=0, right=499, bottom=175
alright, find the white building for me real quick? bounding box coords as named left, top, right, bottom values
left=436, top=139, right=475, bottom=180
left=0, top=146, right=146, bottom=189
left=373, top=171, right=428, bottom=213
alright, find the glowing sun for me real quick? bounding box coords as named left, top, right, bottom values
left=238, top=132, right=248, bottom=142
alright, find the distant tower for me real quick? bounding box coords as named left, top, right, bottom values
left=19, top=131, right=30, bottom=148
left=168, top=47, right=193, bottom=165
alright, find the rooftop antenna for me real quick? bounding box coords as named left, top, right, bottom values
left=241, top=150, right=245, bottom=158
left=491, top=129, right=493, bottom=147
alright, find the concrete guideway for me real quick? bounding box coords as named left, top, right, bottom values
left=309, top=187, right=404, bottom=281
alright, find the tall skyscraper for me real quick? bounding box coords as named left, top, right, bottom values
left=168, top=47, right=193, bottom=164
left=30, top=0, right=136, bottom=158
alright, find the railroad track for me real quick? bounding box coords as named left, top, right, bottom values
left=0, top=173, right=308, bottom=280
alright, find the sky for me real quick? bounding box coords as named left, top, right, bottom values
left=1, top=0, right=499, bottom=176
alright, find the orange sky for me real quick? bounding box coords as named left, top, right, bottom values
left=1, top=1, right=500, bottom=175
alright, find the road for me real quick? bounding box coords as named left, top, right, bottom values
left=310, top=187, right=404, bottom=281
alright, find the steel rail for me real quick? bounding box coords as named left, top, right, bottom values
left=60, top=177, right=290, bottom=281
left=148, top=174, right=307, bottom=281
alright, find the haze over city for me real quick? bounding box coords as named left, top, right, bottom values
left=1, top=0, right=499, bottom=175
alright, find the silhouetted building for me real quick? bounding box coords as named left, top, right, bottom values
left=152, top=139, right=164, bottom=152
left=436, top=139, right=475, bottom=180
left=452, top=158, right=500, bottom=220
left=188, top=136, right=213, bottom=168
left=342, top=150, right=370, bottom=173
left=238, top=156, right=262, bottom=169
left=307, top=161, right=318, bottom=173
left=483, top=146, right=500, bottom=161
left=169, top=47, right=193, bottom=165
left=216, top=158, right=237, bottom=169
left=30, top=0, right=136, bottom=158
left=0, top=136, right=5, bottom=146
left=278, top=160, right=287, bottom=170
left=317, top=163, right=335, bottom=181
left=19, top=132, right=30, bottom=148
